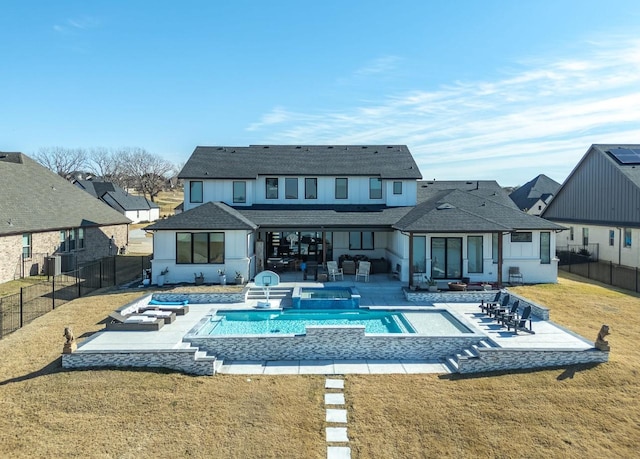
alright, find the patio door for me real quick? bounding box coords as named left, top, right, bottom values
left=431, top=237, right=462, bottom=279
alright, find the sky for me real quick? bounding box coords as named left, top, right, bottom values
left=2, top=1, right=640, bottom=187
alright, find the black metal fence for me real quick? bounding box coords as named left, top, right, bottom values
left=559, top=260, right=640, bottom=293
left=0, top=255, right=151, bottom=339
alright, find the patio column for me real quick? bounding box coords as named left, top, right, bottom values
left=498, top=232, right=504, bottom=287
left=408, top=232, right=414, bottom=288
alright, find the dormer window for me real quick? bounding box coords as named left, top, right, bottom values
left=266, top=178, right=278, bottom=199
left=369, top=178, right=382, bottom=199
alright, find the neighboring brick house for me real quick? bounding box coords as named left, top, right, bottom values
left=542, top=144, right=640, bottom=268
left=0, top=152, right=131, bottom=283
left=75, top=180, right=160, bottom=223
left=147, top=145, right=563, bottom=286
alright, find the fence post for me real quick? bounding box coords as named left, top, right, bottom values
left=77, top=267, right=81, bottom=298
left=99, top=261, right=103, bottom=289
left=610, top=261, right=613, bottom=286
left=52, top=274, right=56, bottom=310
left=113, top=255, right=117, bottom=287
left=20, top=287, right=24, bottom=328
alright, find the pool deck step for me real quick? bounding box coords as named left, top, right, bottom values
left=446, top=340, right=496, bottom=373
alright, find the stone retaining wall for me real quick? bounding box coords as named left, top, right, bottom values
left=185, top=325, right=484, bottom=361
left=457, top=347, right=609, bottom=374
left=62, top=349, right=216, bottom=376
left=152, top=292, right=245, bottom=304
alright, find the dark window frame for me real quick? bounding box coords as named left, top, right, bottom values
left=305, top=177, right=317, bottom=199
left=467, top=235, right=483, bottom=273
left=369, top=177, right=382, bottom=199
left=540, top=232, right=551, bottom=264
left=511, top=232, right=532, bottom=243
left=176, top=232, right=225, bottom=264
left=393, top=181, right=402, bottom=195
left=285, top=177, right=298, bottom=199
left=349, top=231, right=374, bottom=250
left=335, top=178, right=348, bottom=199
left=233, top=181, right=246, bottom=203
left=22, top=233, right=32, bottom=259
left=189, top=181, right=203, bottom=203
left=266, top=177, right=278, bottom=199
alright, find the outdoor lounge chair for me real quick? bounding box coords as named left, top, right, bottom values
left=106, top=311, right=164, bottom=331
left=495, top=300, right=520, bottom=325
left=142, top=303, right=189, bottom=315
left=327, top=261, right=344, bottom=281
left=479, top=292, right=501, bottom=313
left=355, top=261, right=370, bottom=282
left=139, top=309, right=176, bottom=324
left=505, top=305, right=534, bottom=334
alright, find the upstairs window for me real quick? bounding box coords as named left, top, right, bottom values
left=569, top=226, right=574, bottom=241
left=369, top=178, right=382, bottom=199
left=393, top=181, right=402, bottom=195
left=582, top=228, right=589, bottom=246
left=285, top=178, right=298, bottom=199
left=266, top=178, right=278, bottom=199
left=190, top=181, right=203, bottom=203
left=22, top=233, right=32, bottom=259
left=305, top=178, right=317, bottom=199
left=233, top=181, right=246, bottom=203
left=77, top=228, right=85, bottom=250
left=624, top=228, right=632, bottom=247
left=69, top=228, right=76, bottom=251
left=609, top=230, right=615, bottom=246
left=335, top=178, right=348, bottom=199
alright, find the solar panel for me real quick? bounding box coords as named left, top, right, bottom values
left=606, top=148, right=640, bottom=164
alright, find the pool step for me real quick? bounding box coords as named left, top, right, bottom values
left=445, top=340, right=495, bottom=373
left=246, top=287, right=293, bottom=299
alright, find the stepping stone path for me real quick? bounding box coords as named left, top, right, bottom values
left=325, top=377, right=351, bottom=459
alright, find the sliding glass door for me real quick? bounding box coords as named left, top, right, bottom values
left=431, top=237, right=462, bottom=279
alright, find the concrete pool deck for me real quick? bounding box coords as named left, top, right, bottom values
left=68, top=275, right=603, bottom=375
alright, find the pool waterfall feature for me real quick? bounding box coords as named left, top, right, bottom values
left=291, top=286, right=361, bottom=309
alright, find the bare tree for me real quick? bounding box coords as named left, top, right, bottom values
left=87, top=147, right=129, bottom=188
left=33, top=147, right=88, bottom=177
left=122, top=148, right=174, bottom=201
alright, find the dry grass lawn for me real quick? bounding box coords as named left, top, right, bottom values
left=0, top=273, right=639, bottom=458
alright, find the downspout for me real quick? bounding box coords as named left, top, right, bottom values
left=497, top=232, right=504, bottom=287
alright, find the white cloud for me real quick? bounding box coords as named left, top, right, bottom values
left=248, top=38, right=640, bottom=185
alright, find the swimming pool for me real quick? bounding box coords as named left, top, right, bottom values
left=200, top=309, right=415, bottom=335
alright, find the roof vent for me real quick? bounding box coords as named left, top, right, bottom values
left=263, top=146, right=269, bottom=149
left=7, top=219, right=13, bottom=226
left=296, top=146, right=301, bottom=149
left=362, top=146, right=368, bottom=149
left=328, top=146, right=334, bottom=149
left=437, top=203, right=455, bottom=210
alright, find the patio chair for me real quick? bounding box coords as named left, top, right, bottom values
left=106, top=311, right=164, bottom=331
left=479, top=292, right=501, bottom=313
left=495, top=299, right=520, bottom=325
left=487, top=294, right=510, bottom=317
left=355, top=261, right=371, bottom=282
left=508, top=266, right=524, bottom=285
left=505, top=305, right=534, bottom=334
left=327, top=261, right=344, bottom=281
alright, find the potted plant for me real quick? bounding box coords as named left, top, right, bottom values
left=235, top=271, right=245, bottom=285
left=426, top=277, right=438, bottom=292
left=194, top=272, right=204, bottom=285
left=157, top=267, right=169, bottom=287
left=217, top=269, right=226, bottom=286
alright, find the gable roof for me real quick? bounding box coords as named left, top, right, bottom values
left=77, top=180, right=160, bottom=211
left=145, top=202, right=257, bottom=231
left=509, top=174, right=561, bottom=211
left=0, top=153, right=130, bottom=236
left=542, top=144, right=640, bottom=227
left=179, top=145, right=423, bottom=180
left=396, top=181, right=564, bottom=232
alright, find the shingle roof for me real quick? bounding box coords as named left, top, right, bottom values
left=396, top=183, right=564, bottom=232
left=417, top=180, right=518, bottom=208
left=145, top=202, right=257, bottom=231
left=77, top=180, right=160, bottom=211
left=178, top=145, right=423, bottom=180
left=509, top=174, right=561, bottom=211
left=0, top=153, right=131, bottom=236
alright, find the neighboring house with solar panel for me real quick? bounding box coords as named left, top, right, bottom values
left=75, top=180, right=160, bottom=223
left=145, top=145, right=563, bottom=287
left=0, top=152, right=131, bottom=283
left=542, top=144, right=640, bottom=268
left=509, top=174, right=561, bottom=216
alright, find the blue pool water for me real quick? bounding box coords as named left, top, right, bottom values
left=201, top=309, right=416, bottom=335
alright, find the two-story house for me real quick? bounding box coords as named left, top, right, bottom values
left=75, top=180, right=161, bottom=223
left=509, top=174, right=561, bottom=216
left=542, top=144, right=640, bottom=268
left=146, top=145, right=563, bottom=286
